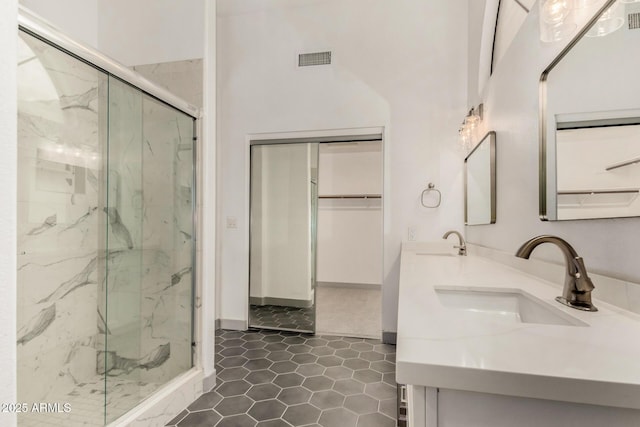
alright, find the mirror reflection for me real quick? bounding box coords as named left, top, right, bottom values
left=249, top=143, right=318, bottom=333
left=541, top=0, right=640, bottom=220
left=465, top=131, right=496, bottom=225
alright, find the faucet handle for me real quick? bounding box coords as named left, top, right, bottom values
left=453, top=245, right=467, bottom=256
left=572, top=257, right=595, bottom=292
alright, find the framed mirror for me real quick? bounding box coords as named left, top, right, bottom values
left=465, top=131, right=496, bottom=225
left=540, top=0, right=640, bottom=220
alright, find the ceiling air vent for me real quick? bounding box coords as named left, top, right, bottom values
left=298, top=51, right=331, bottom=67
left=629, top=12, right=640, bottom=30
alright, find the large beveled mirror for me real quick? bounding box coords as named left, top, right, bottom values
left=540, top=0, right=640, bottom=221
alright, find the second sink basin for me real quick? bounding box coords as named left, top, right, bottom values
left=435, top=286, right=588, bottom=327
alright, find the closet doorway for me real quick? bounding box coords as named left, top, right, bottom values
left=315, top=140, right=383, bottom=338
left=248, top=134, right=383, bottom=338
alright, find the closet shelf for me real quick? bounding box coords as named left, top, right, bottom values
left=318, top=194, right=381, bottom=199
left=557, top=189, right=639, bottom=195
left=557, top=188, right=640, bottom=208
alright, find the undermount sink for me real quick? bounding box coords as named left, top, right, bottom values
left=435, top=286, right=588, bottom=327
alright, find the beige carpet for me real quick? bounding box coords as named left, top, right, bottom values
left=315, top=285, right=381, bottom=339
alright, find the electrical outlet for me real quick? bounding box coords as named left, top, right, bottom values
left=408, top=226, right=417, bottom=241
left=226, top=216, right=237, bottom=229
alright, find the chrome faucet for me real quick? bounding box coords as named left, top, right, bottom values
left=443, top=230, right=466, bottom=256
left=515, top=235, right=597, bottom=312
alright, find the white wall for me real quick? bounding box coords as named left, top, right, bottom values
left=20, top=0, right=205, bottom=66
left=318, top=144, right=382, bottom=195
left=217, top=0, right=468, bottom=334
left=317, top=143, right=383, bottom=285
left=20, top=0, right=98, bottom=47
left=465, top=0, right=640, bottom=282
left=201, top=0, right=217, bottom=386
left=492, top=0, right=528, bottom=72
left=0, top=0, right=18, bottom=425
left=97, top=0, right=205, bottom=66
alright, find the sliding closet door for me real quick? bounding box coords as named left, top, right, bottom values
left=249, top=143, right=319, bottom=333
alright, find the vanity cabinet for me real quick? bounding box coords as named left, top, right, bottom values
left=406, top=385, right=640, bottom=427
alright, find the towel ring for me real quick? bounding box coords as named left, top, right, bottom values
left=421, top=183, right=441, bottom=208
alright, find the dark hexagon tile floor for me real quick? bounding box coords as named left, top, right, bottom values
left=166, top=329, right=397, bottom=427
left=250, top=305, right=314, bottom=332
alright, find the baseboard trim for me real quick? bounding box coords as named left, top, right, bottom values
left=203, top=370, right=217, bottom=392
left=109, top=368, right=203, bottom=427
left=382, top=331, right=397, bottom=345
left=316, top=330, right=380, bottom=340
left=316, top=281, right=381, bottom=290
left=218, top=318, right=247, bottom=331
left=249, top=296, right=313, bottom=308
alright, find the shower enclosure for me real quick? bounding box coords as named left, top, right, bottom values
left=16, top=15, right=196, bottom=426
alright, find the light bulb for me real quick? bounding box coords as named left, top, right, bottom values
left=586, top=0, right=624, bottom=37
left=542, top=0, right=572, bottom=24
left=574, top=0, right=599, bottom=8
left=539, top=0, right=577, bottom=42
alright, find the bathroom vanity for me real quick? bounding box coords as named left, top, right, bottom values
left=396, top=242, right=640, bottom=427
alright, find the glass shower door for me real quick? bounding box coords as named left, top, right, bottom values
left=103, top=77, right=146, bottom=421
left=105, top=78, right=195, bottom=423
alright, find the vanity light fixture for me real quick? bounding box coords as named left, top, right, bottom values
left=573, top=0, right=600, bottom=7
left=586, top=0, right=625, bottom=36
left=541, top=0, right=628, bottom=42
left=458, top=104, right=483, bottom=151
left=539, top=0, right=577, bottom=42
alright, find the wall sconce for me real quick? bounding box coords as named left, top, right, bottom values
left=459, top=104, right=483, bottom=151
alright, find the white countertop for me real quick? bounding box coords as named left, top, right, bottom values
left=396, top=242, right=640, bottom=409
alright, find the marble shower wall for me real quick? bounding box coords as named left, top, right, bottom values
left=17, top=30, right=195, bottom=426
left=17, top=30, right=107, bottom=409
left=132, top=59, right=203, bottom=109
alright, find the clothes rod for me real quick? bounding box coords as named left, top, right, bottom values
left=319, top=194, right=382, bottom=199
left=558, top=189, right=640, bottom=195
left=605, top=156, right=640, bottom=171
